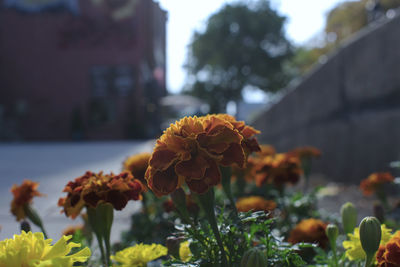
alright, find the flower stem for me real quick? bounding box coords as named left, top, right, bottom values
left=196, top=188, right=228, bottom=266
left=332, top=246, right=339, bottom=267
left=220, top=166, right=239, bottom=219
left=87, top=205, right=113, bottom=267
left=365, top=253, right=373, bottom=267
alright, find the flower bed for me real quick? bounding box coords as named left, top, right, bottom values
left=1, top=114, right=399, bottom=266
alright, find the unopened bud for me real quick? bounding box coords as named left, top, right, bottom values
left=326, top=224, right=339, bottom=244
left=359, top=216, right=381, bottom=265
left=341, top=202, right=357, bottom=234
left=20, top=220, right=31, bottom=232
left=241, top=247, right=268, bottom=267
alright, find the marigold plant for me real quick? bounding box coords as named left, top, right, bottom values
left=123, top=152, right=151, bottom=184
left=376, top=231, right=400, bottom=266
left=235, top=196, right=276, bottom=212
left=145, top=115, right=260, bottom=196
left=58, top=171, right=144, bottom=219
left=111, top=243, right=167, bottom=267
left=10, top=180, right=43, bottom=221
left=343, top=224, right=392, bottom=261
left=254, top=153, right=302, bottom=187
left=360, top=172, right=394, bottom=196
left=0, top=231, right=91, bottom=267
left=288, top=218, right=328, bottom=248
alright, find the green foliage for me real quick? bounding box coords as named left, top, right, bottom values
left=184, top=0, right=292, bottom=112
left=164, top=211, right=305, bottom=267
left=121, top=193, right=175, bottom=246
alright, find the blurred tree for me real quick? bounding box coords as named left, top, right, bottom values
left=184, top=0, right=292, bottom=113
left=290, top=0, right=400, bottom=76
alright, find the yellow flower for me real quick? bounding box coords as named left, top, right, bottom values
left=111, top=243, right=167, bottom=267
left=343, top=224, right=392, bottom=261
left=0, top=231, right=91, bottom=267
left=179, top=241, right=192, bottom=262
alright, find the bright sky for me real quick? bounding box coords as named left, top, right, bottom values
left=157, top=0, right=348, bottom=95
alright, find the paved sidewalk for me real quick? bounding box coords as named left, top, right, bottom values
left=0, top=141, right=155, bottom=243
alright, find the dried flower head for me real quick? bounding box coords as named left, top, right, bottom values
left=10, top=180, right=43, bottom=221
left=254, top=153, right=302, bottom=187
left=145, top=115, right=260, bottom=196
left=360, top=172, right=394, bottom=196
left=123, top=152, right=151, bottom=184
left=58, top=171, right=144, bottom=219
left=288, top=218, right=328, bottom=248
left=235, top=196, right=276, bottom=212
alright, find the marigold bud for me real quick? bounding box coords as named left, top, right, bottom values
left=359, top=216, right=381, bottom=266
left=341, top=202, right=357, bottom=235
left=326, top=224, right=339, bottom=244
left=241, top=248, right=268, bottom=267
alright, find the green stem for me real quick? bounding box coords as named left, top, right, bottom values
left=94, top=231, right=106, bottom=266
left=39, top=226, right=48, bottom=240
left=365, top=253, right=373, bottom=267
left=24, top=205, right=48, bottom=239
left=196, top=188, right=228, bottom=266
left=332, top=246, right=339, bottom=267
left=220, top=166, right=239, bottom=219
left=87, top=205, right=112, bottom=267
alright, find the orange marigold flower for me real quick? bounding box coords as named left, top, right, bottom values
left=360, top=172, right=394, bottom=196
left=122, top=152, right=151, bottom=184
left=376, top=231, right=400, bottom=266
left=289, top=146, right=321, bottom=159
left=10, top=180, right=43, bottom=221
left=235, top=196, right=276, bottom=212
left=288, top=218, right=328, bottom=248
left=58, top=171, right=144, bottom=219
left=258, top=144, right=276, bottom=157
left=254, top=153, right=302, bottom=187
left=145, top=115, right=260, bottom=196
left=62, top=224, right=84, bottom=236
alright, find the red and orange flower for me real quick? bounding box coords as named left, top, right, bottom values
left=58, top=171, right=144, bottom=219
left=235, top=196, right=276, bottom=213
left=360, top=172, right=394, bottom=196
left=10, top=180, right=43, bottom=221
left=145, top=115, right=260, bottom=196
left=253, top=153, right=302, bottom=187
left=288, top=218, right=328, bottom=248
left=376, top=231, right=400, bottom=266
left=122, top=152, right=151, bottom=184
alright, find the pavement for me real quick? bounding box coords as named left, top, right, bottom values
left=0, top=140, right=155, bottom=243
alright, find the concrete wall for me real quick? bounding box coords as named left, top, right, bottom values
left=253, top=14, right=400, bottom=183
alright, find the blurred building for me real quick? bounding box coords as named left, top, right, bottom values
left=0, top=0, right=167, bottom=140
